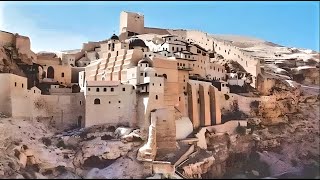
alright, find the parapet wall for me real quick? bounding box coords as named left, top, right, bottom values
left=0, top=31, right=15, bottom=47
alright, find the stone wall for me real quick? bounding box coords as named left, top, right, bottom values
left=0, top=31, right=15, bottom=47
left=85, top=84, right=136, bottom=127
left=0, top=73, right=85, bottom=130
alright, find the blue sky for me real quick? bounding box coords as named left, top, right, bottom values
left=0, top=1, right=319, bottom=52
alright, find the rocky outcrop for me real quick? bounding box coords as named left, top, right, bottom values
left=73, top=139, right=135, bottom=168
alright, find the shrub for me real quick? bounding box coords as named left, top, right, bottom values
left=41, top=137, right=52, bottom=146
left=224, top=94, right=230, bottom=100
left=236, top=122, right=246, bottom=135
left=250, top=101, right=260, bottom=109
left=56, top=140, right=66, bottom=149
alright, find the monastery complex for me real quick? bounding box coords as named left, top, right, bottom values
left=1, top=11, right=314, bottom=177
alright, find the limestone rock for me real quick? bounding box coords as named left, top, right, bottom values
left=80, top=138, right=134, bottom=166
left=121, top=129, right=146, bottom=142
left=146, top=173, right=162, bottom=179
left=252, top=170, right=260, bottom=176
left=248, top=118, right=261, bottom=126
left=114, top=127, right=133, bottom=139
left=15, top=174, right=25, bottom=179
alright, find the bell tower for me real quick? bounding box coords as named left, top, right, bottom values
left=119, top=11, right=144, bottom=35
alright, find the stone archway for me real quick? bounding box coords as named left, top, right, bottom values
left=47, top=66, right=54, bottom=79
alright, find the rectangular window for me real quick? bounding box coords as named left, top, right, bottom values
left=61, top=73, right=64, bottom=77
left=88, top=88, right=91, bottom=91
left=96, top=88, right=99, bottom=92
left=111, top=88, right=114, bottom=92
left=104, top=88, right=107, bottom=92
left=140, top=72, right=143, bottom=76
left=122, top=88, right=125, bottom=91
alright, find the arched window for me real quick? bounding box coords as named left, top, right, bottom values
left=163, top=74, right=167, bottom=79
left=47, top=66, right=54, bottom=79
left=155, top=95, right=158, bottom=100
left=94, top=98, right=100, bottom=104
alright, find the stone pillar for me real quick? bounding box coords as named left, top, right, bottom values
left=200, top=84, right=211, bottom=126
left=188, top=83, right=200, bottom=129
left=210, top=86, right=221, bottom=125
left=155, top=108, right=177, bottom=153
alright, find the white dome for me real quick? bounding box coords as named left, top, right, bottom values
left=144, top=67, right=155, bottom=72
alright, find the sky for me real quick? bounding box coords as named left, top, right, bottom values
left=0, top=1, right=319, bottom=52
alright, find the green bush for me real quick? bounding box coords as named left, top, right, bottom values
left=224, top=94, right=230, bottom=100
left=236, top=123, right=246, bottom=135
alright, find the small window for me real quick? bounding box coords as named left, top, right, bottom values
left=104, top=88, right=107, bottom=92
left=94, top=98, right=100, bottom=104
left=122, top=87, right=126, bottom=91
left=160, top=84, right=161, bottom=86
left=96, top=88, right=99, bottom=92
left=145, top=73, right=147, bottom=77
left=155, top=73, right=157, bottom=76
left=169, top=38, right=171, bottom=41
left=34, top=90, right=35, bottom=93
left=152, top=83, right=154, bottom=86
left=172, top=47, right=174, bottom=51
left=15, top=82, right=17, bottom=87
left=118, top=101, right=121, bottom=103
left=140, top=72, right=143, bottom=76
left=88, top=88, right=91, bottom=91
left=111, top=88, right=114, bottom=92
left=156, top=95, right=158, bottom=100
left=109, top=101, right=111, bottom=104
left=61, top=73, right=64, bottom=77
left=222, top=84, right=225, bottom=87
left=80, top=101, right=82, bottom=105
left=22, top=84, right=24, bottom=88
left=179, top=97, right=181, bottom=101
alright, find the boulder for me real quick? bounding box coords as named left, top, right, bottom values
left=252, top=170, right=260, bottom=176
left=121, top=129, right=146, bottom=142
left=114, top=127, right=133, bottom=139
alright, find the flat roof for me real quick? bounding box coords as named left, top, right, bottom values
left=0, top=30, right=14, bottom=35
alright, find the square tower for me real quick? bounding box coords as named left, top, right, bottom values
left=119, top=11, right=145, bottom=35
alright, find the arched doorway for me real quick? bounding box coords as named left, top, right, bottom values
left=47, top=66, right=54, bottom=79
left=78, top=116, right=82, bottom=127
